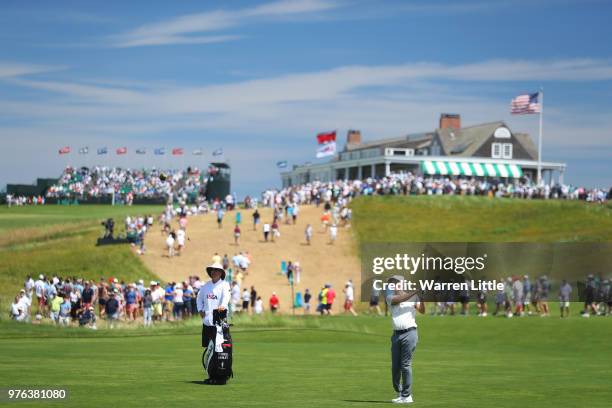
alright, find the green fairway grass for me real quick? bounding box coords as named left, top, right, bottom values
left=1, top=314, right=611, bottom=408
left=351, top=195, right=612, bottom=242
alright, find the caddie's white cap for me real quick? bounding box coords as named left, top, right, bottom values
left=206, top=262, right=226, bottom=280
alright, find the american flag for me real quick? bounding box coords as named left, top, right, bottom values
left=172, top=148, right=184, bottom=156
left=116, top=147, right=127, bottom=155
left=58, top=146, right=71, bottom=155
left=511, top=92, right=541, bottom=114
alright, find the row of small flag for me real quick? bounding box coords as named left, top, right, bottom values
left=59, top=146, right=223, bottom=157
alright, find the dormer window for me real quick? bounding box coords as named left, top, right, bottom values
left=492, top=142, right=513, bottom=159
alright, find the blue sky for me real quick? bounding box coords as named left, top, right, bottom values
left=0, top=0, right=611, bottom=196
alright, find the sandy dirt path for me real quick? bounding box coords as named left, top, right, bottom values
left=139, top=205, right=361, bottom=314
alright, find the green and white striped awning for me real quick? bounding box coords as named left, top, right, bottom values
left=421, top=161, right=523, bottom=178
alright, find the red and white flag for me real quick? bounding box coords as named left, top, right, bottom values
left=316, top=131, right=337, bottom=158
left=58, top=146, right=71, bottom=155
left=172, top=148, right=184, bottom=156
left=116, top=147, right=127, bottom=155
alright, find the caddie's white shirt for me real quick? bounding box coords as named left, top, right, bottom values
left=386, top=294, right=418, bottom=330
left=196, top=279, right=230, bottom=326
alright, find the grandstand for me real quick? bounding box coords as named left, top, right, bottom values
left=4, top=164, right=232, bottom=205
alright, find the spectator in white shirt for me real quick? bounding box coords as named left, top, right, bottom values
left=343, top=281, right=358, bottom=316
left=11, top=296, right=26, bottom=322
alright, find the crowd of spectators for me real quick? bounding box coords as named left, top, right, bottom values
left=5, top=195, right=46, bottom=206
left=45, top=166, right=207, bottom=202
left=421, top=274, right=612, bottom=318
left=261, top=173, right=611, bottom=207
left=10, top=274, right=210, bottom=328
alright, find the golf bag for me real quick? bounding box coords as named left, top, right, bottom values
left=202, top=310, right=233, bottom=383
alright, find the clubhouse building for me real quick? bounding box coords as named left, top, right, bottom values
left=281, top=114, right=566, bottom=187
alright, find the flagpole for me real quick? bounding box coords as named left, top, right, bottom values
left=537, top=87, right=544, bottom=185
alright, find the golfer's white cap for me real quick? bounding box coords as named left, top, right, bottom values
left=39, top=274, right=44, bottom=279
left=138, top=279, right=144, bottom=284
left=150, top=280, right=157, bottom=286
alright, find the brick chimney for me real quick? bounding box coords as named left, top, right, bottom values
left=439, top=113, right=461, bottom=130
left=347, top=129, right=362, bottom=146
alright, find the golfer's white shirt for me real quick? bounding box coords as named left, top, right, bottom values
left=196, top=279, right=230, bottom=326
left=387, top=294, right=418, bottom=330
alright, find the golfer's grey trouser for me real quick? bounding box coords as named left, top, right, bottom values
left=391, top=329, right=418, bottom=398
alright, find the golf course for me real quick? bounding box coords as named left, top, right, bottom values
left=1, top=197, right=611, bottom=407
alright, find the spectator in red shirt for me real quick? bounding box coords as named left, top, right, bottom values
left=326, top=284, right=336, bottom=315
left=269, top=292, right=280, bottom=313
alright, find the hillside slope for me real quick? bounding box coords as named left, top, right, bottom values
left=140, top=206, right=361, bottom=313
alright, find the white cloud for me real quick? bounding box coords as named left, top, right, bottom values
left=5, top=58, right=612, bottom=116
left=0, top=62, right=64, bottom=78
left=110, top=0, right=341, bottom=47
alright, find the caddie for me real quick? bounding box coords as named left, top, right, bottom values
left=196, top=261, right=231, bottom=384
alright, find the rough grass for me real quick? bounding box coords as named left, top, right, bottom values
left=0, top=205, right=163, bottom=313
left=0, top=204, right=163, bottom=232
left=351, top=195, right=612, bottom=242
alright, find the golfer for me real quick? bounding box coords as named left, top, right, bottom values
left=196, top=261, right=230, bottom=384
left=386, top=275, right=425, bottom=404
